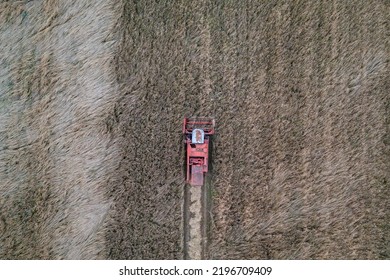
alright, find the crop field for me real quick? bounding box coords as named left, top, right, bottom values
left=0, top=0, right=389, bottom=259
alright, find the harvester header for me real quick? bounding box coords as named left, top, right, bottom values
left=183, top=117, right=215, bottom=186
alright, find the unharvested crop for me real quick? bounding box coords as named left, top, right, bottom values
left=0, top=0, right=389, bottom=259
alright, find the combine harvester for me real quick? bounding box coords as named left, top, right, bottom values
left=183, top=117, right=215, bottom=186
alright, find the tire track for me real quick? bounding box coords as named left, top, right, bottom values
left=183, top=176, right=212, bottom=259
left=182, top=184, right=190, bottom=259
left=183, top=185, right=203, bottom=259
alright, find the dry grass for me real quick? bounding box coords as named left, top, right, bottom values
left=204, top=0, right=390, bottom=259
left=105, top=0, right=190, bottom=259
left=111, top=0, right=389, bottom=259
left=0, top=0, right=389, bottom=259
left=0, top=0, right=120, bottom=259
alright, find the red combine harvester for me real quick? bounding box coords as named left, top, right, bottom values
left=183, top=117, right=215, bottom=186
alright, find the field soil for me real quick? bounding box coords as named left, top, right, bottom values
left=0, top=0, right=389, bottom=259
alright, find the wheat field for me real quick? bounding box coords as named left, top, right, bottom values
left=0, top=0, right=389, bottom=259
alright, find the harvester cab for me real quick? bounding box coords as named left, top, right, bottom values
left=183, top=117, right=215, bottom=186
